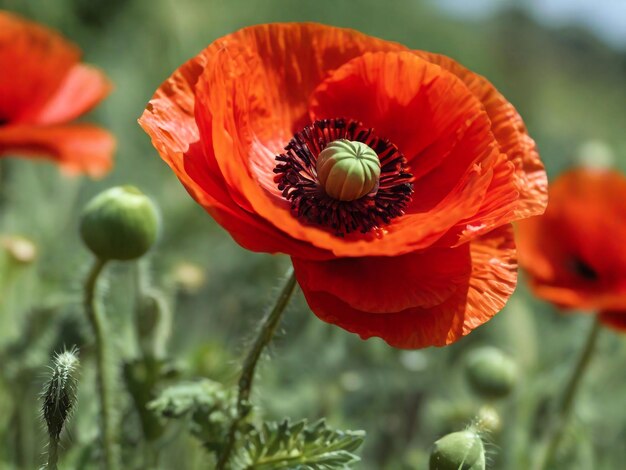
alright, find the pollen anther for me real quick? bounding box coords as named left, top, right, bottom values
left=274, top=118, right=413, bottom=236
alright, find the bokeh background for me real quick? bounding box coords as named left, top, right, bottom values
left=1, top=0, right=625, bottom=468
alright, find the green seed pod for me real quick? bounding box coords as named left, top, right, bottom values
left=316, top=139, right=380, bottom=201
left=41, top=349, right=80, bottom=440
left=465, top=347, right=518, bottom=400
left=80, top=186, right=159, bottom=261
left=429, top=430, right=486, bottom=470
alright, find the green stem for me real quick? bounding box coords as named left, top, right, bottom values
left=216, top=267, right=297, bottom=470
left=84, top=258, right=120, bottom=470
left=46, top=436, right=59, bottom=470
left=534, top=316, right=602, bottom=470
left=13, top=395, right=26, bottom=468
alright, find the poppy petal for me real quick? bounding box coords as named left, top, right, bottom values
left=309, top=51, right=516, bottom=247
left=292, top=243, right=471, bottom=313
left=197, top=46, right=503, bottom=257
left=599, top=311, right=626, bottom=332
left=33, top=64, right=112, bottom=125
left=296, top=224, right=517, bottom=348
left=183, top=141, right=335, bottom=259
left=138, top=43, right=335, bottom=260
left=0, top=12, right=79, bottom=124
left=417, top=52, right=547, bottom=224
left=309, top=51, right=486, bottom=166
left=518, top=169, right=626, bottom=310
left=0, top=124, right=114, bottom=177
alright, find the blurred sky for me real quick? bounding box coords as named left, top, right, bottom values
left=434, top=0, right=626, bottom=48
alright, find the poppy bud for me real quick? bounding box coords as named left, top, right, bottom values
left=465, top=347, right=518, bottom=400
left=136, top=289, right=171, bottom=358
left=41, top=349, right=80, bottom=440
left=429, top=430, right=486, bottom=470
left=316, top=139, right=381, bottom=201
left=1, top=235, right=37, bottom=265
left=80, top=186, right=159, bottom=261
left=475, top=404, right=501, bottom=434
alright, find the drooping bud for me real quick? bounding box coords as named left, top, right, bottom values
left=41, top=348, right=80, bottom=440
left=136, top=288, right=171, bottom=359
left=80, top=186, right=159, bottom=261
left=429, top=430, right=486, bottom=470
left=465, top=347, right=518, bottom=400
left=316, top=139, right=380, bottom=201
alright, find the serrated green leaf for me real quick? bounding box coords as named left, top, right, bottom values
left=232, top=418, right=365, bottom=470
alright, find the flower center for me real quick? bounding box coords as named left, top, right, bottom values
left=316, top=139, right=381, bottom=201
left=570, top=256, right=598, bottom=281
left=274, top=118, right=413, bottom=236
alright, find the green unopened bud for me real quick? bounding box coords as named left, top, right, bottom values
left=41, top=349, right=80, bottom=440
left=316, top=139, right=380, bottom=201
left=430, top=430, right=486, bottom=470
left=465, top=347, right=518, bottom=400
left=80, top=186, right=159, bottom=261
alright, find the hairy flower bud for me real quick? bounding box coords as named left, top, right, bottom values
left=474, top=405, right=501, bottom=434
left=80, top=186, right=159, bottom=261
left=465, top=347, right=518, bottom=400
left=430, top=430, right=486, bottom=470
left=316, top=139, right=381, bottom=201
left=41, top=349, right=80, bottom=439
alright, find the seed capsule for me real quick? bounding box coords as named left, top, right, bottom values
left=316, top=139, right=381, bottom=201
left=429, top=430, right=486, bottom=470
left=465, top=347, right=518, bottom=400
left=80, top=186, right=159, bottom=261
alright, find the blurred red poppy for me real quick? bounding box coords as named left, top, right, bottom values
left=0, top=11, right=114, bottom=176
left=518, top=168, right=626, bottom=328
left=140, top=23, right=547, bottom=348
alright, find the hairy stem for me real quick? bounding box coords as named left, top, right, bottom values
left=534, top=316, right=602, bottom=470
left=84, top=258, right=120, bottom=470
left=46, top=435, right=59, bottom=470
left=216, top=267, right=297, bottom=469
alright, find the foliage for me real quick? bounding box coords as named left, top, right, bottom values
left=233, top=419, right=365, bottom=470
left=148, top=379, right=238, bottom=453
left=148, top=382, right=365, bottom=468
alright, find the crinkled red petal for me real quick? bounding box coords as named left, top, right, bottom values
left=295, top=224, right=517, bottom=348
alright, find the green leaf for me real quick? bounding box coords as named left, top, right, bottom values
left=233, top=418, right=365, bottom=469
left=147, top=379, right=237, bottom=453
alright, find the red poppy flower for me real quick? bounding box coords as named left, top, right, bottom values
left=598, top=311, right=626, bottom=332
left=518, top=168, right=626, bottom=328
left=139, top=23, right=547, bottom=348
left=0, top=11, right=114, bottom=176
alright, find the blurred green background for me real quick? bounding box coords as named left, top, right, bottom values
left=1, top=0, right=625, bottom=468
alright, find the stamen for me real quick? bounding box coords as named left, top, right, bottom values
left=274, top=118, right=413, bottom=236
left=570, top=257, right=599, bottom=281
